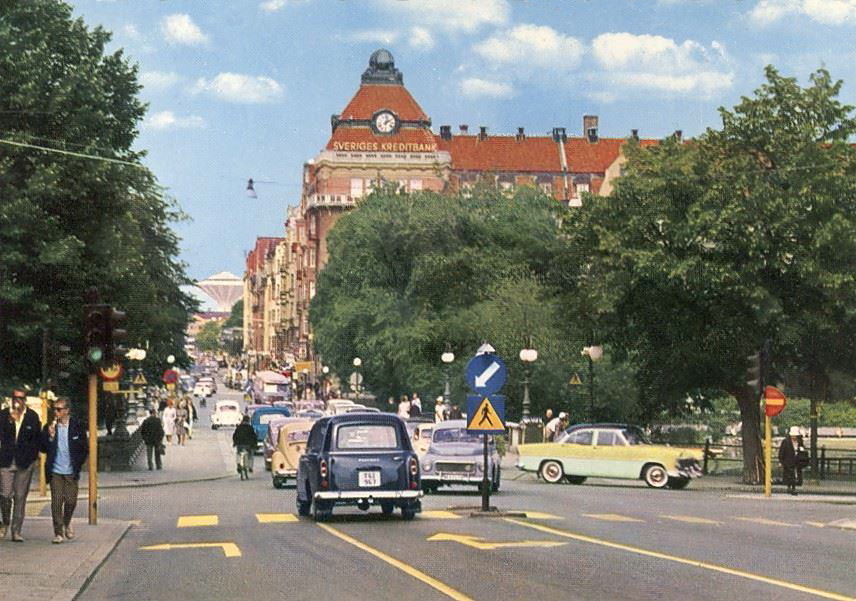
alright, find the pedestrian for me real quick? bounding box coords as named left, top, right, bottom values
left=140, top=409, right=165, bottom=470
left=175, top=400, right=188, bottom=446
left=397, top=395, right=411, bottom=419
left=542, top=408, right=554, bottom=441
left=544, top=412, right=568, bottom=442
left=434, top=396, right=446, bottom=423
left=162, top=399, right=176, bottom=445
left=779, top=425, right=808, bottom=495
left=186, top=397, right=197, bottom=440
left=387, top=396, right=396, bottom=413
left=101, top=395, right=116, bottom=436
left=449, top=404, right=462, bottom=420
left=0, top=389, right=43, bottom=541
left=410, top=392, right=422, bottom=415
left=232, top=415, right=257, bottom=474
left=42, top=397, right=88, bottom=544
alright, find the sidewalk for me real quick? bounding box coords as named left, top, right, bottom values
left=4, top=416, right=236, bottom=601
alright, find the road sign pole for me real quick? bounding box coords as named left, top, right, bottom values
left=87, top=373, right=98, bottom=524
left=764, top=414, right=772, bottom=498
left=482, top=434, right=490, bottom=512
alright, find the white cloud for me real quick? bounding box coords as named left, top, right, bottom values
left=145, top=111, right=205, bottom=130
left=591, top=32, right=733, bottom=97
left=191, top=73, right=284, bottom=104
left=161, top=14, right=209, bottom=46
left=346, top=29, right=400, bottom=45
left=460, top=77, right=513, bottom=98
left=260, top=0, right=287, bottom=11
left=409, top=27, right=434, bottom=50
left=375, top=0, right=509, bottom=33
left=748, top=0, right=856, bottom=25
left=474, top=24, right=584, bottom=70
left=139, top=71, right=181, bottom=90
left=121, top=24, right=141, bottom=40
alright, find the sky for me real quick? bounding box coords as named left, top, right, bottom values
left=66, top=0, right=856, bottom=284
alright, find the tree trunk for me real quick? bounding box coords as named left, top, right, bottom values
left=734, top=388, right=764, bottom=484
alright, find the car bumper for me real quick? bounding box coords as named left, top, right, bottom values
left=314, top=490, right=423, bottom=501
left=422, top=474, right=483, bottom=484
left=274, top=468, right=298, bottom=478
left=674, top=460, right=703, bottom=479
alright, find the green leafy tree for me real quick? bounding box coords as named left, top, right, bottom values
left=0, top=1, right=196, bottom=394
left=195, top=321, right=221, bottom=353
left=224, top=299, right=243, bottom=328
left=562, top=67, right=856, bottom=482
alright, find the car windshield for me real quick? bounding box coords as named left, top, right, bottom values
left=622, top=427, right=650, bottom=445
left=432, top=428, right=483, bottom=444
left=336, top=424, right=399, bottom=450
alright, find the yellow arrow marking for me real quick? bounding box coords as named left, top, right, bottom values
left=505, top=518, right=856, bottom=601
left=421, top=510, right=462, bottom=519
left=427, top=532, right=567, bottom=550
left=256, top=513, right=298, bottom=523
left=661, top=514, right=721, bottom=525
left=806, top=521, right=826, bottom=528
left=736, top=517, right=800, bottom=527
left=140, top=542, right=241, bottom=558
left=584, top=513, right=644, bottom=522
left=177, top=515, right=218, bottom=527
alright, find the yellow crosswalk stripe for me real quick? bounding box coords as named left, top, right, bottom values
left=421, top=510, right=462, bottom=519
left=177, top=515, right=218, bottom=527
left=660, top=514, right=721, bottom=525
left=519, top=511, right=564, bottom=520
left=736, top=517, right=800, bottom=527
left=806, top=521, right=826, bottom=528
left=256, top=513, right=299, bottom=523
left=584, top=513, right=644, bottom=522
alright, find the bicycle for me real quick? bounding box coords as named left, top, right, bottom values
left=236, top=446, right=251, bottom=480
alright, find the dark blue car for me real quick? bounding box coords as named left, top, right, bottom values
left=250, top=406, right=291, bottom=452
left=296, top=413, right=422, bottom=521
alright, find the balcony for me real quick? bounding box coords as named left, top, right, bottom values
left=305, top=194, right=357, bottom=210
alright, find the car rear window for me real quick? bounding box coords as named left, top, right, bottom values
left=433, top=428, right=482, bottom=444
left=336, top=424, right=399, bottom=450
left=257, top=413, right=285, bottom=425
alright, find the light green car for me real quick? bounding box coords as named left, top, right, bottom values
left=517, top=424, right=703, bottom=489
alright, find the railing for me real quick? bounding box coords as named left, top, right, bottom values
left=305, top=194, right=357, bottom=209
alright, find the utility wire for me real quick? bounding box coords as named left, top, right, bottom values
left=0, top=138, right=145, bottom=169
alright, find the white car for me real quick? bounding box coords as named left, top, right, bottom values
left=193, top=382, right=213, bottom=398
left=324, top=399, right=356, bottom=415
left=211, top=400, right=242, bottom=429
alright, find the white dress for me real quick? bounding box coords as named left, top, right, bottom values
left=162, top=406, right=177, bottom=436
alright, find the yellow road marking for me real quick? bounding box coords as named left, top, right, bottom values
left=421, top=510, right=462, bottom=519
left=519, top=511, right=563, bottom=520
left=584, top=513, right=644, bottom=522
left=256, top=513, right=298, bottom=523
left=140, top=542, right=241, bottom=558
left=177, top=515, right=218, bottom=527
left=505, top=518, right=856, bottom=601
left=806, top=521, right=826, bottom=528
left=427, top=532, right=567, bottom=550
left=736, top=517, right=800, bottom=527
left=317, top=523, right=473, bottom=601
left=661, top=514, right=721, bottom=525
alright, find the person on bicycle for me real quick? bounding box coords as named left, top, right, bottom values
left=232, top=415, right=257, bottom=475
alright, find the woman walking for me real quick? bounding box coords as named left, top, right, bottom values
left=779, top=425, right=807, bottom=495
left=161, top=400, right=176, bottom=445
left=175, top=401, right=189, bottom=446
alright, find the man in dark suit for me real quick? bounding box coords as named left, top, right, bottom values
left=43, top=397, right=88, bottom=543
left=0, top=390, right=43, bottom=541
left=140, top=408, right=165, bottom=470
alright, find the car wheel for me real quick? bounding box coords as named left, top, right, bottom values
left=539, top=460, right=565, bottom=484
left=296, top=484, right=311, bottom=516
left=666, top=476, right=690, bottom=490
left=565, top=475, right=587, bottom=485
left=381, top=501, right=395, bottom=516
left=211, top=425, right=218, bottom=430
left=273, top=477, right=284, bottom=489
left=313, top=500, right=332, bottom=522
left=401, top=505, right=416, bottom=520
left=643, top=464, right=669, bottom=488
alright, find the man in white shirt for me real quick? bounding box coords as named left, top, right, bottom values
left=544, top=412, right=568, bottom=442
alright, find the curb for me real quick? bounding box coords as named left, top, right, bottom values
left=68, top=520, right=133, bottom=601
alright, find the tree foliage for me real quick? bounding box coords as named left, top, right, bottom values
left=0, top=1, right=197, bottom=393
left=561, top=66, right=856, bottom=481
left=195, top=321, right=221, bottom=353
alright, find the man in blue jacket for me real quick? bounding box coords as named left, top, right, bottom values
left=43, top=396, right=88, bottom=543
left=0, top=390, right=43, bottom=541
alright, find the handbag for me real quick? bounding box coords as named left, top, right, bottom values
left=796, top=449, right=809, bottom=469
left=158, top=443, right=166, bottom=455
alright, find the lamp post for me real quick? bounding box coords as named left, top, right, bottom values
left=352, top=357, right=362, bottom=401
left=441, top=350, right=454, bottom=405
left=321, top=365, right=329, bottom=401
left=519, top=346, right=538, bottom=420
left=581, top=345, right=603, bottom=420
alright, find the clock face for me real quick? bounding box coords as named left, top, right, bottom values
left=374, top=111, right=397, bottom=134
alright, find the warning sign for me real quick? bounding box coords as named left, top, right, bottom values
left=133, top=373, right=147, bottom=386
left=569, top=373, right=582, bottom=386
left=466, top=395, right=506, bottom=434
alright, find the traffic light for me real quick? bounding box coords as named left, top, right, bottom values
left=106, top=307, right=127, bottom=363
left=84, top=304, right=110, bottom=366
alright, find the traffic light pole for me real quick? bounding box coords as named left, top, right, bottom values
left=88, top=373, right=98, bottom=525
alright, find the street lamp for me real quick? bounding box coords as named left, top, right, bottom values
left=352, top=357, right=362, bottom=400
left=321, top=365, right=329, bottom=401
left=581, top=345, right=603, bottom=420
left=519, top=345, right=538, bottom=420
left=441, top=350, right=454, bottom=405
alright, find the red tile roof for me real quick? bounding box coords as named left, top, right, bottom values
left=436, top=135, right=561, bottom=172
left=338, top=84, right=428, bottom=121
left=563, top=138, right=625, bottom=172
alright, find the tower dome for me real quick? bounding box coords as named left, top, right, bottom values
left=362, top=48, right=403, bottom=84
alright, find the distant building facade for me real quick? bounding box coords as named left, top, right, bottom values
left=243, top=49, right=657, bottom=370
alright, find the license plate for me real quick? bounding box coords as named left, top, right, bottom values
left=441, top=473, right=470, bottom=481
left=358, top=471, right=381, bottom=487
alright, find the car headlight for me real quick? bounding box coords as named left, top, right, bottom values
left=422, top=461, right=433, bottom=472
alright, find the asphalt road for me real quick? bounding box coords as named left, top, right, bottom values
left=78, top=388, right=856, bottom=601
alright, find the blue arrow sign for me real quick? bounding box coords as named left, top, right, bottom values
left=465, top=353, right=506, bottom=396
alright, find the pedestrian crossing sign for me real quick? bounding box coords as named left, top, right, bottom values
left=133, top=373, right=147, bottom=386
left=466, top=395, right=505, bottom=434
left=569, top=373, right=582, bottom=386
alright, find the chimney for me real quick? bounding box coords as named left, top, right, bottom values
left=583, top=115, right=599, bottom=143
left=631, top=129, right=639, bottom=140
left=459, top=124, right=469, bottom=134
left=674, top=130, right=683, bottom=142
left=478, top=126, right=488, bottom=140
left=440, top=125, right=452, bottom=140
left=516, top=127, right=525, bottom=141
left=552, top=127, right=566, bottom=142
left=330, top=114, right=340, bottom=133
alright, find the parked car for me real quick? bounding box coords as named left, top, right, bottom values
left=211, top=400, right=242, bottom=429
left=420, top=420, right=500, bottom=493
left=250, top=406, right=291, bottom=452
left=271, top=419, right=315, bottom=489
left=516, top=423, right=704, bottom=489
left=296, top=413, right=423, bottom=521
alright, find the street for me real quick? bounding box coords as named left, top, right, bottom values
left=71, top=391, right=856, bottom=601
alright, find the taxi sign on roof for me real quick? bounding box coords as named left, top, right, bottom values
left=466, top=395, right=505, bottom=434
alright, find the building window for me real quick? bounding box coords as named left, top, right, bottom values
left=350, top=178, right=363, bottom=198
left=576, top=183, right=590, bottom=195
left=540, top=182, right=552, bottom=195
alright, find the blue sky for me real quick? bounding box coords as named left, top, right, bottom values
left=68, top=0, right=856, bottom=284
